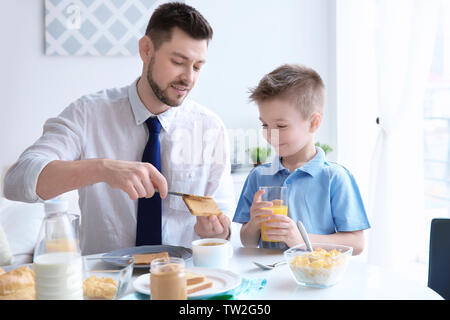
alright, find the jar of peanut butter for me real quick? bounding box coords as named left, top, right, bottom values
left=150, top=257, right=187, bottom=300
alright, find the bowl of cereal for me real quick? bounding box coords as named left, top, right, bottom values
left=283, top=243, right=352, bottom=288
left=83, top=256, right=135, bottom=299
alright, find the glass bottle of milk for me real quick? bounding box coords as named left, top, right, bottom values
left=33, top=199, right=83, bottom=300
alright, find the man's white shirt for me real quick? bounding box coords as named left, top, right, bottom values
left=4, top=79, right=236, bottom=254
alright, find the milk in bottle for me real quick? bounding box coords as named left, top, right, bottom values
left=33, top=199, right=83, bottom=300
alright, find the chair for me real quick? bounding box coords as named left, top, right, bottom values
left=428, top=218, right=450, bottom=300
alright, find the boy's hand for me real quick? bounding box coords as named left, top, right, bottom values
left=263, top=215, right=304, bottom=248
left=249, top=189, right=274, bottom=229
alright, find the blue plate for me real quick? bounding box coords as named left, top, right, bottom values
left=102, top=245, right=192, bottom=268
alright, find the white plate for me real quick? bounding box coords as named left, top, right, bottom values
left=133, top=267, right=242, bottom=300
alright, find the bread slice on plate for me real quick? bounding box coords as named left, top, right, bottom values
left=131, top=252, right=169, bottom=265
left=185, top=270, right=214, bottom=294
left=185, top=270, right=206, bottom=285
left=187, top=279, right=213, bottom=294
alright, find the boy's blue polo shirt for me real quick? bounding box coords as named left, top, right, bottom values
left=233, top=147, right=371, bottom=237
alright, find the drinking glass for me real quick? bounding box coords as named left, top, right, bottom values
left=259, top=186, right=288, bottom=249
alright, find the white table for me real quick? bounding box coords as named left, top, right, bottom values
left=7, top=246, right=440, bottom=300
left=127, top=247, right=442, bottom=300
left=222, top=247, right=443, bottom=300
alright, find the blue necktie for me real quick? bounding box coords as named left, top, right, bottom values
left=136, top=117, right=162, bottom=246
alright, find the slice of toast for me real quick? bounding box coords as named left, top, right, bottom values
left=185, top=271, right=206, bottom=286
left=131, top=252, right=169, bottom=265
left=182, top=194, right=222, bottom=216
left=187, top=279, right=214, bottom=294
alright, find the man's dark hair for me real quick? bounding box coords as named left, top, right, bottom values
left=145, top=2, right=213, bottom=50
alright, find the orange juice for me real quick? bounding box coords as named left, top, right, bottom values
left=260, top=205, right=288, bottom=242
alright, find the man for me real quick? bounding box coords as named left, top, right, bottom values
left=4, top=2, right=235, bottom=254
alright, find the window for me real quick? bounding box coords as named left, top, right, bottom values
left=419, top=3, right=450, bottom=263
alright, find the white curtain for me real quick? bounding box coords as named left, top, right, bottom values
left=367, top=0, right=440, bottom=270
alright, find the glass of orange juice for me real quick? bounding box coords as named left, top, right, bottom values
left=259, top=186, right=288, bottom=249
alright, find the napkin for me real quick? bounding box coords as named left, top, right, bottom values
left=206, top=277, right=267, bottom=300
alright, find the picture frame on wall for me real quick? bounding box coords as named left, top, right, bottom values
left=44, top=0, right=182, bottom=56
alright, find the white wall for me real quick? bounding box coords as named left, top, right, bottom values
left=0, top=0, right=141, bottom=174
left=0, top=0, right=336, bottom=195
left=188, top=0, right=336, bottom=154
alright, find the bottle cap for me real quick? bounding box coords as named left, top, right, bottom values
left=44, top=199, right=69, bottom=214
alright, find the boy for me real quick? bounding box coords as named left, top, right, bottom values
left=233, top=64, right=370, bottom=254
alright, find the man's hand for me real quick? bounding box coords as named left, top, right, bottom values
left=100, top=159, right=168, bottom=200
left=36, top=159, right=168, bottom=201
left=194, top=213, right=231, bottom=239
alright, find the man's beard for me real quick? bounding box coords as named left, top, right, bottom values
left=146, top=57, right=189, bottom=107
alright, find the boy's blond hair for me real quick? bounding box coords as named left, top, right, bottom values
left=249, top=64, right=325, bottom=119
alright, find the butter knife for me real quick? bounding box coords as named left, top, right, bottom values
left=156, top=190, right=212, bottom=199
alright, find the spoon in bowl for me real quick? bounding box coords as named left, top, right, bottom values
left=253, top=221, right=313, bottom=270
left=297, top=220, right=313, bottom=252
